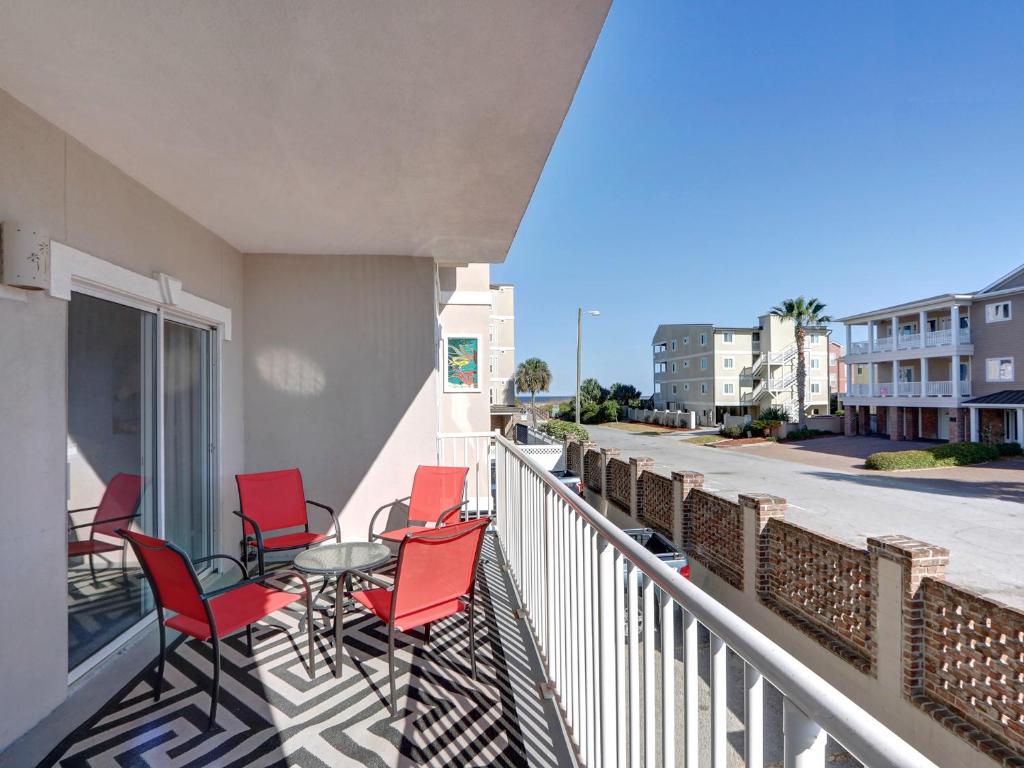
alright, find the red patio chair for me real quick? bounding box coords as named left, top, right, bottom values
left=368, top=465, right=469, bottom=543
left=340, top=518, right=489, bottom=713
left=120, top=529, right=315, bottom=730
left=234, top=468, right=340, bottom=575
left=67, top=472, right=143, bottom=582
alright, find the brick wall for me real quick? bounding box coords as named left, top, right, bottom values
left=687, top=489, right=743, bottom=589
left=876, top=406, right=888, bottom=436
left=606, top=458, right=630, bottom=510
left=921, top=407, right=938, bottom=440
left=917, top=579, right=1024, bottom=764
left=567, top=440, right=582, bottom=475
left=763, top=521, right=874, bottom=672
left=637, top=470, right=673, bottom=536
left=584, top=448, right=602, bottom=492
left=980, top=408, right=1005, bottom=443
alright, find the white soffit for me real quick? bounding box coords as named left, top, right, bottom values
left=0, top=1, right=610, bottom=262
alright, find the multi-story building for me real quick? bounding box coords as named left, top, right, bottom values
left=829, top=341, right=846, bottom=395
left=651, top=314, right=830, bottom=425
left=488, top=283, right=515, bottom=406
left=839, top=262, right=1024, bottom=443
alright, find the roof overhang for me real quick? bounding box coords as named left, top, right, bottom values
left=837, top=294, right=974, bottom=324
left=0, top=1, right=610, bottom=261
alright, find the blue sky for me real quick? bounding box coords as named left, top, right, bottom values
left=493, top=1, right=1024, bottom=396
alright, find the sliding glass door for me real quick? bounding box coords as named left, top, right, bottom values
left=67, top=294, right=217, bottom=673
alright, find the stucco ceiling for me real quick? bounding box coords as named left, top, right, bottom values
left=0, top=1, right=609, bottom=261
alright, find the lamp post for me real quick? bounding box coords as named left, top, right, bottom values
left=576, top=308, right=601, bottom=424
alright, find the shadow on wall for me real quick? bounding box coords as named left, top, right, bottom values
left=242, top=254, right=439, bottom=542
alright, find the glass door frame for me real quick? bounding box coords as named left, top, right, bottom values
left=65, top=281, right=224, bottom=683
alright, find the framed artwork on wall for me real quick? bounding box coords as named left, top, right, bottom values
left=444, top=334, right=481, bottom=393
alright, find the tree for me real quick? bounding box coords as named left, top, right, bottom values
left=770, top=297, right=832, bottom=429
left=608, top=382, right=641, bottom=405
left=515, top=358, right=552, bottom=427
left=579, top=377, right=604, bottom=404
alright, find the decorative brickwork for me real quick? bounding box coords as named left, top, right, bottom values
left=917, top=579, right=1024, bottom=766
left=921, top=407, right=939, bottom=440
left=637, top=469, right=673, bottom=537
left=980, top=408, right=1006, bottom=443
left=764, top=520, right=874, bottom=673
left=566, top=440, right=582, bottom=476
left=673, top=470, right=704, bottom=551
left=584, top=448, right=602, bottom=492
left=686, top=488, right=743, bottom=589
left=876, top=406, right=888, bottom=436
left=606, top=458, right=630, bottom=510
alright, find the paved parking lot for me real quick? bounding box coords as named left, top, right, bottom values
left=589, top=425, right=1024, bottom=608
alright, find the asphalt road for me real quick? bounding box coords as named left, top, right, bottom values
left=588, top=425, right=1024, bottom=609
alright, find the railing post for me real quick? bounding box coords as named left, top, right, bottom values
left=783, top=698, right=826, bottom=768
left=739, top=493, right=787, bottom=603
left=671, top=470, right=703, bottom=551
left=629, top=456, right=654, bottom=523
left=598, top=538, right=618, bottom=765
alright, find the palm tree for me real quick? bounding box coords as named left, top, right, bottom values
left=515, top=358, right=553, bottom=427
left=770, top=297, right=832, bottom=429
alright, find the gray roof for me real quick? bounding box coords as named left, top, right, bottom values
left=964, top=390, right=1024, bottom=406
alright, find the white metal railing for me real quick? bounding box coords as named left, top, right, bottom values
left=958, top=380, right=971, bottom=396
left=849, top=341, right=870, bottom=355
left=925, top=380, right=952, bottom=396
left=959, top=327, right=971, bottom=344
left=896, top=381, right=920, bottom=396
left=896, top=334, right=920, bottom=350
left=874, top=336, right=893, bottom=352
left=847, top=383, right=871, bottom=396
left=924, top=329, right=951, bottom=347
left=494, top=436, right=936, bottom=768
left=874, top=383, right=894, bottom=397
left=437, top=431, right=496, bottom=519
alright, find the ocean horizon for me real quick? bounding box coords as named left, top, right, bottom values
left=517, top=394, right=572, bottom=402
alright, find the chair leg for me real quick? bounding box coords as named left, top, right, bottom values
left=305, top=585, right=316, bottom=679
left=423, top=621, right=432, bottom=647
left=468, top=601, right=478, bottom=681
left=334, top=575, right=344, bottom=679
left=207, top=635, right=221, bottom=730
left=246, top=624, right=253, bottom=656
left=89, top=552, right=97, bottom=584
left=155, top=620, right=167, bottom=702
left=121, top=542, right=128, bottom=578
left=387, top=624, right=398, bottom=714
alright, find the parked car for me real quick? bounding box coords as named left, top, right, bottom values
left=551, top=469, right=583, bottom=496
left=623, top=527, right=690, bottom=580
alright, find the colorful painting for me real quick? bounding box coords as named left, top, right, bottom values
left=445, top=335, right=481, bottom=392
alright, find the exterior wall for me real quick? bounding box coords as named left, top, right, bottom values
left=651, top=323, right=715, bottom=415
left=0, top=87, right=245, bottom=749
left=970, top=291, right=1024, bottom=398
left=488, top=283, right=515, bottom=406
left=243, top=254, right=438, bottom=542
left=829, top=342, right=846, bottom=394
left=713, top=328, right=756, bottom=408
left=438, top=264, right=493, bottom=434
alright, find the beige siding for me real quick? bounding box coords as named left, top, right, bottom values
left=971, top=291, right=1024, bottom=397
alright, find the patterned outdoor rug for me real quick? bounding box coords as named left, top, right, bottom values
left=43, top=535, right=569, bottom=768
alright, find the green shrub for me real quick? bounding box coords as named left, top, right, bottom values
left=759, top=405, right=791, bottom=423
left=540, top=420, right=590, bottom=442
left=866, top=441, right=1010, bottom=471
left=781, top=427, right=828, bottom=442
left=865, top=450, right=937, bottom=471
left=719, top=425, right=743, bottom=439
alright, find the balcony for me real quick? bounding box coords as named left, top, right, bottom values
left=843, top=380, right=971, bottom=400
left=846, top=328, right=971, bottom=358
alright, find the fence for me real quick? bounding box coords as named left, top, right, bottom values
left=559, top=435, right=1024, bottom=768
left=495, top=435, right=937, bottom=768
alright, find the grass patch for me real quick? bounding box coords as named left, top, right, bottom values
left=865, top=441, right=1022, bottom=471
left=603, top=422, right=684, bottom=434
left=682, top=434, right=725, bottom=445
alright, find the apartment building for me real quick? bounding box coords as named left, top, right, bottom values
left=651, top=314, right=830, bottom=425
left=839, top=262, right=1024, bottom=443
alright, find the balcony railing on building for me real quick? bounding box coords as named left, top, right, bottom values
left=847, top=328, right=970, bottom=356
left=844, top=380, right=971, bottom=398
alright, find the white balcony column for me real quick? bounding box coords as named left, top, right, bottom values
left=953, top=353, right=961, bottom=399
left=890, top=315, right=898, bottom=347
left=868, top=361, right=876, bottom=396
left=970, top=407, right=979, bottom=442
left=951, top=305, right=960, bottom=353
left=845, top=323, right=852, bottom=352
left=892, top=360, right=898, bottom=394
left=919, top=310, right=927, bottom=349
left=1017, top=409, right=1024, bottom=447
left=921, top=357, right=928, bottom=397
left=868, top=320, right=876, bottom=352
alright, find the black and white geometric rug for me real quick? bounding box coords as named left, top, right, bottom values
left=43, top=535, right=573, bottom=767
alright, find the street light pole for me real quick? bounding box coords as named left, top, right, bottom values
left=576, top=308, right=600, bottom=424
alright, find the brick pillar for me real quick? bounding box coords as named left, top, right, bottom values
left=904, top=407, right=919, bottom=440
left=947, top=407, right=968, bottom=443
left=671, top=470, right=704, bottom=551
left=599, top=447, right=620, bottom=497
left=739, top=493, right=787, bottom=602
left=563, top=436, right=577, bottom=474
left=843, top=406, right=856, bottom=436
left=578, top=441, right=596, bottom=489
left=858, top=405, right=871, bottom=435
left=890, top=406, right=904, bottom=441
left=867, top=536, right=949, bottom=700
left=629, top=457, right=654, bottom=522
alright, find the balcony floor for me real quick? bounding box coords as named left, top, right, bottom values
left=39, top=534, right=573, bottom=768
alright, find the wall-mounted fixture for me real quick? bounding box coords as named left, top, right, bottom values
left=2, top=221, right=50, bottom=290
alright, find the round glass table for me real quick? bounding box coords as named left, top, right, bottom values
left=293, top=542, right=393, bottom=677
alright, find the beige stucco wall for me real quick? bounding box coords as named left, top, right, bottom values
left=438, top=265, right=492, bottom=434
left=0, top=87, right=245, bottom=749
left=242, top=254, right=438, bottom=542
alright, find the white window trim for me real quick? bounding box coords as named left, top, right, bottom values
left=810, top=383, right=822, bottom=394
left=683, top=383, right=690, bottom=391
left=671, top=340, right=677, bottom=351
left=700, top=383, right=708, bottom=393
left=985, top=356, right=1015, bottom=382
left=683, top=336, right=689, bottom=345
left=723, top=383, right=735, bottom=394
left=700, top=333, right=707, bottom=345
left=985, top=301, right=1012, bottom=323
left=723, top=358, right=734, bottom=369
left=722, top=332, right=734, bottom=343
left=811, top=358, right=820, bottom=369
left=700, top=358, right=708, bottom=370
left=671, top=362, right=677, bottom=372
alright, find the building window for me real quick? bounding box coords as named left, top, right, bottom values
left=723, top=331, right=734, bottom=343
left=811, top=382, right=821, bottom=394
left=724, top=358, right=734, bottom=369
left=700, top=358, right=708, bottom=370
left=986, top=357, right=1014, bottom=382
left=683, top=360, right=689, bottom=368
left=811, top=358, right=820, bottom=369
left=655, top=362, right=666, bottom=373
left=671, top=362, right=677, bottom=373
left=683, top=383, right=690, bottom=391
left=856, top=365, right=864, bottom=375
left=683, top=335, right=689, bottom=345
left=810, top=333, right=820, bottom=343
left=671, top=340, right=677, bottom=351
left=700, top=383, right=707, bottom=394
left=672, top=384, right=678, bottom=394
left=723, top=383, right=734, bottom=394
left=986, top=302, right=1012, bottom=323
left=654, top=343, right=667, bottom=354
left=700, top=333, right=707, bottom=345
